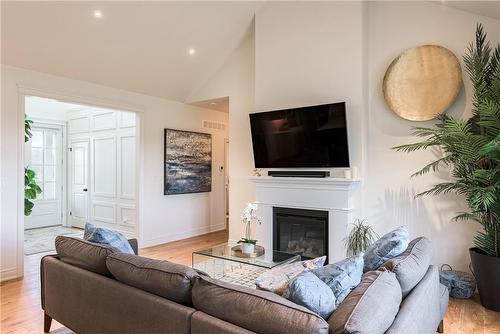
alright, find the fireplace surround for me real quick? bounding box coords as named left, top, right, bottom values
left=249, top=175, right=359, bottom=263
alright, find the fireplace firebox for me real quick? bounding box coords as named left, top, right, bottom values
left=273, top=207, right=328, bottom=263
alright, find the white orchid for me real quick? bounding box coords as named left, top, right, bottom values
left=239, top=202, right=262, bottom=245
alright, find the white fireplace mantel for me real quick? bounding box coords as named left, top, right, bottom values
left=249, top=176, right=360, bottom=263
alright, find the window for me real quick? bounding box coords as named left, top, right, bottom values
left=28, top=128, right=59, bottom=200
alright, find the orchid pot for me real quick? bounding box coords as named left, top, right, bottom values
left=241, top=242, right=255, bottom=255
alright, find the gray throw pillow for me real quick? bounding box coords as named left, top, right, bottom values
left=311, top=254, right=363, bottom=306
left=84, top=223, right=134, bottom=254
left=283, top=271, right=336, bottom=319
left=382, top=237, right=432, bottom=297
left=363, top=226, right=409, bottom=272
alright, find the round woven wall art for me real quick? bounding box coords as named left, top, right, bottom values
left=383, top=45, right=462, bottom=121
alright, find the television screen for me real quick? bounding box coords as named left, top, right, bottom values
left=249, top=102, right=349, bottom=168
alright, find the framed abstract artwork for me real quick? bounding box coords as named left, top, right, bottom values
left=164, top=128, right=212, bottom=195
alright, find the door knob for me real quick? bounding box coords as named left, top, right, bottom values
left=83, top=188, right=88, bottom=192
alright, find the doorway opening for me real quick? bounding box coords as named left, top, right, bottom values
left=188, top=96, right=229, bottom=230
left=23, top=95, right=140, bottom=255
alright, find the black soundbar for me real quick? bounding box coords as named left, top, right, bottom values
left=267, top=171, right=330, bottom=178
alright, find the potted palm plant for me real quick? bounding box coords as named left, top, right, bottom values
left=394, top=24, right=499, bottom=311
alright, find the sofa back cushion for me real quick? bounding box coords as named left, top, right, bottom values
left=328, top=269, right=402, bottom=334
left=192, top=276, right=329, bottom=334
left=106, top=253, right=201, bottom=304
left=382, top=237, right=432, bottom=297
left=55, top=236, right=119, bottom=276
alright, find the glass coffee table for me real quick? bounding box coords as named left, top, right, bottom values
left=192, top=242, right=301, bottom=288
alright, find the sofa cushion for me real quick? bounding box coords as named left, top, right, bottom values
left=106, top=253, right=201, bottom=304
left=192, top=276, right=329, bottom=334
left=255, top=256, right=326, bottom=295
left=363, top=226, right=409, bottom=272
left=55, top=236, right=119, bottom=276
left=311, top=254, right=363, bottom=306
left=283, top=271, right=336, bottom=319
left=328, top=269, right=402, bottom=334
left=382, top=237, right=432, bottom=297
left=84, top=223, right=134, bottom=254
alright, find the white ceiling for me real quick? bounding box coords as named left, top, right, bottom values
left=437, top=1, right=500, bottom=20
left=3, top=1, right=498, bottom=105
left=1, top=1, right=261, bottom=102
left=189, top=96, right=229, bottom=113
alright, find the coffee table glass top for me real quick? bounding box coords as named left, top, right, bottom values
left=193, top=242, right=301, bottom=269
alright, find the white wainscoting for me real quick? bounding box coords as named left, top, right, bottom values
left=68, top=108, right=137, bottom=237
left=119, top=135, right=136, bottom=199
left=68, top=115, right=90, bottom=134
left=93, top=135, right=116, bottom=198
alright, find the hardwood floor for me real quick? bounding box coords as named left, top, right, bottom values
left=1, top=229, right=499, bottom=334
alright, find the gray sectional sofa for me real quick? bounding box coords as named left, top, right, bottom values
left=41, top=236, right=449, bottom=334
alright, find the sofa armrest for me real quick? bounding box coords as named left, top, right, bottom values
left=386, top=265, right=442, bottom=334
left=128, top=239, right=138, bottom=255
left=40, top=254, right=59, bottom=310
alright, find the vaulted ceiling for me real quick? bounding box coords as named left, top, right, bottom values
left=3, top=2, right=499, bottom=104
left=438, top=1, right=500, bottom=21
left=1, top=1, right=260, bottom=102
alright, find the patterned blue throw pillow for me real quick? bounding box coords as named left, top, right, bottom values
left=283, top=271, right=336, bottom=319
left=363, top=226, right=410, bottom=272
left=311, top=254, right=363, bottom=306
left=84, top=223, right=134, bottom=254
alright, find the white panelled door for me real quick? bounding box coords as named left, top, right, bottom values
left=70, top=140, right=89, bottom=228
left=25, top=127, right=63, bottom=229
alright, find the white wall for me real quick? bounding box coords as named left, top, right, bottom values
left=188, top=1, right=500, bottom=271
left=254, top=0, right=366, bottom=216
left=1, top=65, right=228, bottom=281
left=25, top=96, right=68, bottom=121
left=364, top=2, right=500, bottom=271
left=187, top=31, right=255, bottom=243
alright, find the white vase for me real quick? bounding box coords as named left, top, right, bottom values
left=241, top=243, right=255, bottom=254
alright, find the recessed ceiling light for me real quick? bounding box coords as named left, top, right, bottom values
left=188, top=48, right=196, bottom=56
left=93, top=10, right=103, bottom=19
left=210, top=102, right=218, bottom=105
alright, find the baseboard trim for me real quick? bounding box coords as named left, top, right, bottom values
left=142, top=223, right=226, bottom=248
left=1, top=267, right=21, bottom=282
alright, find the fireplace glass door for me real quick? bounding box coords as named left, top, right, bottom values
left=273, top=207, right=328, bottom=262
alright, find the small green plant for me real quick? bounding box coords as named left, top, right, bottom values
left=25, top=168, right=42, bottom=216
left=345, top=219, right=379, bottom=257
left=24, top=114, right=42, bottom=216
left=237, top=238, right=257, bottom=245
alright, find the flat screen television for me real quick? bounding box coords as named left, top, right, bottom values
left=249, top=102, right=349, bottom=168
